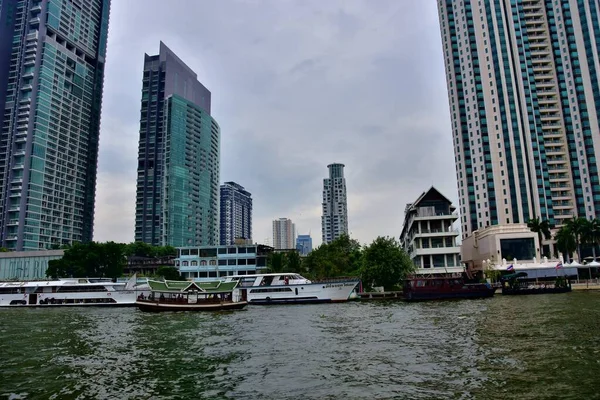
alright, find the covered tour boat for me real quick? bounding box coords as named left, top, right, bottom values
left=500, top=272, right=572, bottom=295
left=222, top=273, right=360, bottom=304
left=135, top=280, right=247, bottom=312
left=0, top=275, right=148, bottom=307
left=403, top=276, right=496, bottom=301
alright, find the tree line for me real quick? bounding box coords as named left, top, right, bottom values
left=527, top=216, right=600, bottom=262
left=267, top=234, right=416, bottom=290
left=46, top=241, right=177, bottom=280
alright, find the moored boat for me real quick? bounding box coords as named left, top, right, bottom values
left=500, top=272, right=572, bottom=295
left=403, top=276, right=496, bottom=301
left=135, top=280, right=247, bottom=312
left=222, top=273, right=360, bottom=305
left=0, top=275, right=148, bottom=307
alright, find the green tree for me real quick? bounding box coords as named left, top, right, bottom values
left=360, top=236, right=415, bottom=290
left=555, top=226, right=576, bottom=263
left=266, top=252, right=286, bottom=273
left=526, top=217, right=552, bottom=256
left=0, top=247, right=9, bottom=252
left=285, top=251, right=302, bottom=273
left=156, top=266, right=183, bottom=280
left=565, top=217, right=587, bottom=261
left=581, top=218, right=600, bottom=260
left=125, top=241, right=155, bottom=258
left=155, top=245, right=177, bottom=257
left=46, top=241, right=125, bottom=279
left=304, top=234, right=362, bottom=279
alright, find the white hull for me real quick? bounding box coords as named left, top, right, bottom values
left=0, top=290, right=150, bottom=307
left=241, top=281, right=359, bottom=304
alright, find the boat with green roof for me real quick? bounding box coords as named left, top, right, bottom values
left=135, top=280, right=247, bottom=312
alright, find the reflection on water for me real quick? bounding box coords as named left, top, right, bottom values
left=1, top=292, right=599, bottom=399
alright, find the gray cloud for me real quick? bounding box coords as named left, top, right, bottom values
left=94, top=0, right=457, bottom=247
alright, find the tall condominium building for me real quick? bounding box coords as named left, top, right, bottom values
left=321, top=163, right=348, bottom=244
left=438, top=1, right=600, bottom=242
left=296, top=234, right=313, bottom=256
left=220, top=181, right=252, bottom=245
left=0, top=0, right=111, bottom=250
left=135, top=42, right=219, bottom=247
left=272, top=218, right=295, bottom=250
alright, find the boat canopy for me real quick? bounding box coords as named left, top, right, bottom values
left=500, top=272, right=528, bottom=280
left=147, top=280, right=238, bottom=294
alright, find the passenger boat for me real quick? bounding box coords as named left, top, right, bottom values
left=500, top=272, right=572, bottom=295
left=222, top=273, right=360, bottom=304
left=0, top=275, right=148, bottom=307
left=135, top=280, right=247, bottom=312
left=403, top=276, right=496, bottom=301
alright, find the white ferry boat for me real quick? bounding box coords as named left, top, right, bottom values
left=222, top=273, right=360, bottom=304
left=0, top=275, right=149, bottom=307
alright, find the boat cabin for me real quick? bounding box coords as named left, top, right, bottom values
left=223, top=273, right=311, bottom=287
left=141, top=280, right=239, bottom=304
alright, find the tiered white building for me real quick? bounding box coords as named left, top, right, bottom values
left=400, top=187, right=462, bottom=274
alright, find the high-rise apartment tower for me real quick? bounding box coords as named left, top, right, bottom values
left=321, top=163, right=348, bottom=244
left=220, top=181, right=252, bottom=245
left=272, top=218, right=295, bottom=250
left=438, top=0, right=600, bottom=240
left=135, top=42, right=220, bottom=247
left=0, top=0, right=111, bottom=250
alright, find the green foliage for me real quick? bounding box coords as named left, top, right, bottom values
left=0, top=247, right=9, bottom=252
left=266, top=251, right=302, bottom=273
left=527, top=217, right=552, bottom=256
left=156, top=266, right=183, bottom=280
left=555, top=226, right=577, bottom=263
left=124, top=242, right=177, bottom=258
left=46, top=241, right=126, bottom=279
left=303, top=234, right=362, bottom=279
left=360, top=236, right=415, bottom=290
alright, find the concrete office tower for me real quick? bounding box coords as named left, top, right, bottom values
left=438, top=2, right=600, bottom=249
left=321, top=163, right=348, bottom=244
left=135, top=42, right=219, bottom=247
left=0, top=0, right=111, bottom=250
left=272, top=218, right=295, bottom=250
left=296, top=234, right=313, bottom=256
left=220, top=181, right=252, bottom=245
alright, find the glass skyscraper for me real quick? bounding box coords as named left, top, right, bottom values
left=135, top=42, right=220, bottom=247
left=0, top=0, right=110, bottom=250
left=321, top=163, right=348, bottom=244
left=219, top=181, right=252, bottom=246
left=438, top=0, right=600, bottom=239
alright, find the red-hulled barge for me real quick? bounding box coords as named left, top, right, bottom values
left=403, top=276, right=497, bottom=301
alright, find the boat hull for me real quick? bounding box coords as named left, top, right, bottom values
left=502, top=287, right=572, bottom=295
left=0, top=290, right=149, bottom=307
left=136, top=300, right=248, bottom=312
left=243, top=280, right=360, bottom=305
left=404, top=287, right=497, bottom=301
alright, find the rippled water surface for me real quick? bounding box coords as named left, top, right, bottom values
left=1, top=292, right=600, bottom=399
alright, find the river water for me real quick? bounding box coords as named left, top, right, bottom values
left=1, top=292, right=599, bottom=400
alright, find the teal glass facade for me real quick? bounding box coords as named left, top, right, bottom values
left=135, top=43, right=219, bottom=247
left=0, top=0, right=110, bottom=250
left=163, top=95, right=220, bottom=247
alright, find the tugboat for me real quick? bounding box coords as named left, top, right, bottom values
left=403, top=276, right=496, bottom=301
left=135, top=280, right=247, bottom=312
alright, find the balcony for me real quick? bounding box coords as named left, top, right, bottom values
left=415, top=246, right=461, bottom=256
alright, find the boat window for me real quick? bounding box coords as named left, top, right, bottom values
left=56, top=285, right=108, bottom=293
left=416, top=281, right=426, bottom=287
left=250, top=287, right=293, bottom=293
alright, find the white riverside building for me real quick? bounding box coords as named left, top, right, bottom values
left=400, top=187, right=463, bottom=275
left=176, top=244, right=273, bottom=280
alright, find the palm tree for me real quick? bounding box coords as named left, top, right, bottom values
left=555, top=226, right=576, bottom=263
left=527, top=217, right=552, bottom=257
left=581, top=218, right=600, bottom=260
left=564, top=217, right=588, bottom=261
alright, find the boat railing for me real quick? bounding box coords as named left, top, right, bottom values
left=312, top=276, right=360, bottom=284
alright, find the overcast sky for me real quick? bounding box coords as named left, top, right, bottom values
left=94, top=0, right=457, bottom=247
